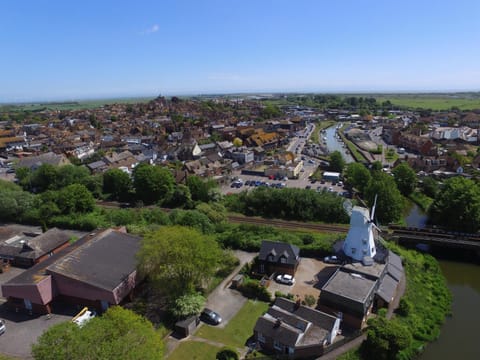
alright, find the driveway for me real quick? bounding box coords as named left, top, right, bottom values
left=0, top=262, right=80, bottom=359
left=0, top=302, right=76, bottom=359
left=267, top=258, right=339, bottom=305
left=203, top=250, right=256, bottom=328
left=165, top=250, right=256, bottom=357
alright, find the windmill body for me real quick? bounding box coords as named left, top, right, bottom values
left=342, top=205, right=377, bottom=261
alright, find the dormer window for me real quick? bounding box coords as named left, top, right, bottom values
left=268, top=254, right=275, bottom=262
left=280, top=256, right=287, bottom=264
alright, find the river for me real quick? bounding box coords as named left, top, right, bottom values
left=324, top=124, right=354, bottom=163
left=404, top=203, right=479, bottom=359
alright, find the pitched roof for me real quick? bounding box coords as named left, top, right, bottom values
left=47, top=229, right=141, bottom=291
left=259, top=240, right=300, bottom=266
left=254, top=297, right=337, bottom=348
left=376, top=274, right=398, bottom=303
left=0, top=228, right=70, bottom=261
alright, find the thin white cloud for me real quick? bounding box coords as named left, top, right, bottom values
left=142, top=24, right=159, bottom=35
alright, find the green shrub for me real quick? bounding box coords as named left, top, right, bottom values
left=238, top=279, right=271, bottom=302
left=216, top=347, right=239, bottom=360
left=274, top=291, right=294, bottom=300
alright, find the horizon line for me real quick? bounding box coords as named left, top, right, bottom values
left=1, top=89, right=480, bottom=105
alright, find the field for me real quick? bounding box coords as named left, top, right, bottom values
left=0, top=97, right=154, bottom=112
left=373, top=93, right=480, bottom=111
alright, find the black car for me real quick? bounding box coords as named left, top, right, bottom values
left=200, top=308, right=222, bottom=325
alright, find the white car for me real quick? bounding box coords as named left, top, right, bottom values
left=276, top=274, right=295, bottom=285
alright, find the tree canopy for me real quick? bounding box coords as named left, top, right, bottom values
left=329, top=151, right=345, bottom=173
left=345, top=162, right=371, bottom=193
left=137, top=226, right=222, bottom=297
left=32, top=307, right=164, bottom=360
left=365, top=172, right=404, bottom=224
left=132, top=163, right=175, bottom=205
left=103, top=168, right=132, bottom=201
left=392, top=162, right=417, bottom=196
left=429, top=177, right=480, bottom=232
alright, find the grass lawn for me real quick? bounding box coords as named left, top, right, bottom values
left=374, top=94, right=480, bottom=111
left=168, top=341, right=222, bottom=360
left=196, top=299, right=270, bottom=349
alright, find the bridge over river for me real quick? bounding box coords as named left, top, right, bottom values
left=388, top=225, right=480, bottom=254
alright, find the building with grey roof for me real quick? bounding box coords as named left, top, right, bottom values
left=1, top=228, right=141, bottom=315
left=0, top=228, right=71, bottom=268
left=258, top=240, right=300, bottom=276
left=319, top=250, right=404, bottom=329
left=253, top=297, right=341, bottom=359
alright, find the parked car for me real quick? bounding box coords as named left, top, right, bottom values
left=324, top=255, right=341, bottom=264
left=0, top=319, right=5, bottom=335
left=275, top=274, right=295, bottom=285
left=200, top=308, right=222, bottom=325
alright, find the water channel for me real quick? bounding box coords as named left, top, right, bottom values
left=401, top=203, right=479, bottom=359
left=323, top=124, right=354, bottom=163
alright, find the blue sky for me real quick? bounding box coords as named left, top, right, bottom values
left=1, top=0, right=479, bottom=102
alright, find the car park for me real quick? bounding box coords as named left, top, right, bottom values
left=275, top=274, right=295, bottom=285
left=200, top=308, right=222, bottom=325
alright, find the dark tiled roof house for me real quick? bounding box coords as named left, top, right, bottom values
left=253, top=297, right=341, bottom=358
left=258, top=240, right=300, bottom=276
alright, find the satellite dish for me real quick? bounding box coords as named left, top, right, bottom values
left=343, top=200, right=353, bottom=216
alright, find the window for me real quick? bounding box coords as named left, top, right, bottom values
left=274, top=340, right=283, bottom=351
left=268, top=255, right=274, bottom=262
left=371, top=247, right=375, bottom=253
left=362, top=238, right=367, bottom=245
left=280, top=256, right=287, bottom=264
left=257, top=332, right=265, bottom=343
left=351, top=247, right=356, bottom=254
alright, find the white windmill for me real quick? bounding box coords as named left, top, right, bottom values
left=342, top=196, right=379, bottom=262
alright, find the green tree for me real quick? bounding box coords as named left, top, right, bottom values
left=392, top=162, right=417, bottom=196
left=429, top=177, right=480, bottom=232
left=56, top=184, right=95, bottom=214
left=164, top=184, right=193, bottom=208
left=345, top=162, right=371, bottom=193
left=132, top=163, right=175, bottom=205
left=55, top=165, right=91, bottom=189
left=137, top=226, right=221, bottom=297
left=32, top=307, right=164, bottom=360
left=103, top=168, right=132, bottom=201
left=329, top=151, right=345, bottom=173
left=186, top=175, right=218, bottom=203
left=365, top=172, right=404, bottom=224
left=30, top=164, right=58, bottom=192
left=169, top=292, right=206, bottom=319
left=421, top=176, right=439, bottom=198
left=362, top=316, right=412, bottom=360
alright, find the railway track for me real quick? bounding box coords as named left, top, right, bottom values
left=97, top=201, right=349, bottom=233
left=228, top=215, right=349, bottom=233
